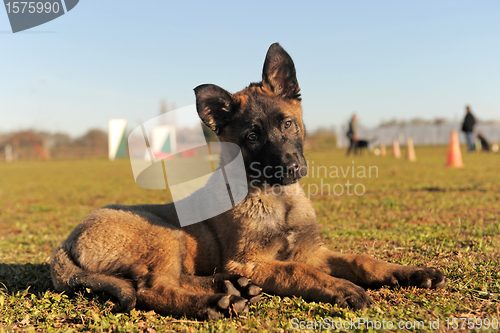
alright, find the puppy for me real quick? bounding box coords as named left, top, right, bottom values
left=51, top=43, right=446, bottom=319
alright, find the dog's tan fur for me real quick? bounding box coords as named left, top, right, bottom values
left=51, top=43, right=446, bottom=319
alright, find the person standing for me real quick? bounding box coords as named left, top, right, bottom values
left=346, top=113, right=358, bottom=156
left=461, top=106, right=476, bottom=152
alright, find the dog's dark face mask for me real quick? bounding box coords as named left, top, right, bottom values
left=194, top=43, right=307, bottom=187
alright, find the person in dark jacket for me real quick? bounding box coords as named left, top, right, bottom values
left=346, top=113, right=358, bottom=156
left=461, top=105, right=476, bottom=152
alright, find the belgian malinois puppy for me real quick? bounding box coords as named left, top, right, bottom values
left=51, top=43, right=446, bottom=319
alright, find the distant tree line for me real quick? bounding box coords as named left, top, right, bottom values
left=379, top=117, right=450, bottom=127
left=0, top=128, right=108, bottom=161
left=379, top=117, right=499, bottom=127
left=304, top=126, right=337, bottom=151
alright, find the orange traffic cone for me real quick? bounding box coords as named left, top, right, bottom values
left=406, top=138, right=416, bottom=161
left=380, top=144, right=387, bottom=156
left=392, top=140, right=401, bottom=158
left=445, top=130, right=464, bottom=168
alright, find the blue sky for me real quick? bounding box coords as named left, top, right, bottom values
left=1, top=1, right=499, bottom=137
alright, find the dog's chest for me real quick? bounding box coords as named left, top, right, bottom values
left=237, top=193, right=288, bottom=230
left=234, top=193, right=302, bottom=260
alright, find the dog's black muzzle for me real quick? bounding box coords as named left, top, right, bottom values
left=277, top=159, right=302, bottom=185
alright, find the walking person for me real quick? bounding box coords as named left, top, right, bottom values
left=461, top=106, right=476, bottom=152
left=346, top=113, right=358, bottom=156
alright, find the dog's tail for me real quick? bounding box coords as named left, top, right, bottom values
left=50, top=245, right=137, bottom=312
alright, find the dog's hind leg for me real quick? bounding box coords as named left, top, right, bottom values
left=136, top=281, right=251, bottom=320
left=71, top=272, right=136, bottom=312
left=51, top=246, right=137, bottom=312
left=180, top=273, right=262, bottom=304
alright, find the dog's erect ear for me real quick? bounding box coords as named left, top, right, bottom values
left=262, top=43, right=301, bottom=100
left=194, top=84, right=237, bottom=135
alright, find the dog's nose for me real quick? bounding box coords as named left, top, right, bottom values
left=285, top=160, right=300, bottom=175
left=276, top=159, right=305, bottom=185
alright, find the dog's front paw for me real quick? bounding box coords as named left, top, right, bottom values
left=391, top=266, right=447, bottom=289
left=222, top=276, right=262, bottom=304
left=205, top=294, right=249, bottom=320
left=331, top=279, right=372, bottom=310
left=205, top=277, right=262, bottom=320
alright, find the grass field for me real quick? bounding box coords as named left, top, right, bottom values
left=1, top=145, right=499, bottom=332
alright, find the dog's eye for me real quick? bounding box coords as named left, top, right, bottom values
left=284, top=121, right=292, bottom=129
left=247, top=133, right=257, bottom=141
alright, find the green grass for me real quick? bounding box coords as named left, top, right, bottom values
left=1, top=146, right=499, bottom=332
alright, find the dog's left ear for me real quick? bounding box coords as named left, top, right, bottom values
left=262, top=43, right=301, bottom=100
left=194, top=84, right=238, bottom=135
